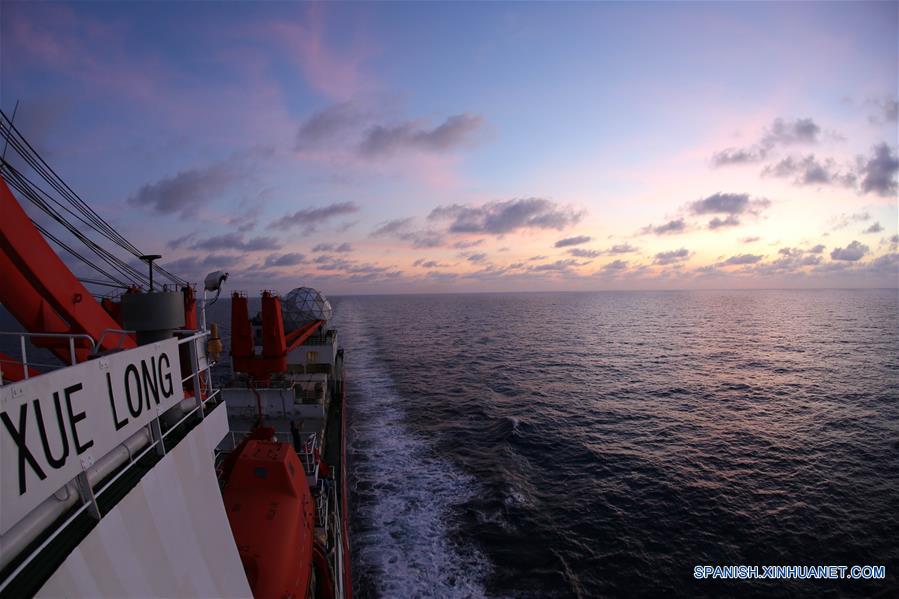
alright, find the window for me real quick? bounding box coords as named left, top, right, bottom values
left=306, top=351, right=318, bottom=362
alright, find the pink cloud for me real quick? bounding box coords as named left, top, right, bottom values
left=257, top=3, right=377, bottom=101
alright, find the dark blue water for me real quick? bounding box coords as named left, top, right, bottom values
left=2, top=290, right=897, bottom=597
left=330, top=290, right=899, bottom=598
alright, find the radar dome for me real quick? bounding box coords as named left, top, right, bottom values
left=282, top=287, right=332, bottom=330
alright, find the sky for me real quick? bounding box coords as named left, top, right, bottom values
left=1, top=1, right=897, bottom=294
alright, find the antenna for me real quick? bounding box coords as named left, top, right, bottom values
left=140, top=254, right=162, bottom=291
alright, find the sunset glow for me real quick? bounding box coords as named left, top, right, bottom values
left=2, top=1, right=896, bottom=293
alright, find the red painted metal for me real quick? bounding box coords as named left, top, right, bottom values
left=100, top=297, right=124, bottom=327
left=286, top=319, right=323, bottom=353
left=339, top=376, right=353, bottom=599
left=0, top=248, right=91, bottom=362
left=0, top=176, right=136, bottom=359
left=312, top=543, right=335, bottom=599
left=182, top=285, right=198, bottom=330
left=230, top=292, right=255, bottom=371
left=0, top=352, right=41, bottom=381
left=231, top=290, right=325, bottom=381
left=223, top=440, right=315, bottom=599
left=261, top=291, right=287, bottom=373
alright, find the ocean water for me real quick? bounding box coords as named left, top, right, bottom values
left=328, top=290, right=899, bottom=598
left=2, top=289, right=897, bottom=597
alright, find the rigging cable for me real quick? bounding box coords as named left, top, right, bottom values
left=0, top=109, right=188, bottom=287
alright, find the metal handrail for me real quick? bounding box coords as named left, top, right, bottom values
left=95, top=328, right=135, bottom=350
left=0, top=331, right=96, bottom=344
left=0, top=331, right=97, bottom=380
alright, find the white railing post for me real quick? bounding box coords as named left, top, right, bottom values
left=75, top=470, right=101, bottom=521
left=19, top=336, right=28, bottom=380
left=150, top=417, right=166, bottom=456
left=68, top=337, right=77, bottom=366
left=189, top=337, right=203, bottom=418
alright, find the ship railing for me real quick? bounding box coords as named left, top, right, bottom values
left=315, top=479, right=330, bottom=533
left=0, top=331, right=96, bottom=383
left=330, top=480, right=346, bottom=599
left=219, top=430, right=320, bottom=477
left=95, top=328, right=135, bottom=350
left=0, top=328, right=137, bottom=385
left=0, top=330, right=222, bottom=594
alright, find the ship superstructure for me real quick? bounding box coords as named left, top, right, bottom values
left=0, top=110, right=352, bottom=598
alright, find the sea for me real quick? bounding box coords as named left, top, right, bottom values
left=2, top=289, right=897, bottom=597
left=328, top=290, right=899, bottom=598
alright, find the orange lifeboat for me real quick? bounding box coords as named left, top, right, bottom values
left=222, top=440, right=316, bottom=598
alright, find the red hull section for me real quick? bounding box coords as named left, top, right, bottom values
left=340, top=378, right=353, bottom=599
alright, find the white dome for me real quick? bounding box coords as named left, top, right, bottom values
left=283, top=287, right=332, bottom=330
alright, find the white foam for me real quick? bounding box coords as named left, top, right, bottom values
left=338, top=306, right=491, bottom=598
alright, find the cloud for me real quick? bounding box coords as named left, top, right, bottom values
left=295, top=102, right=367, bottom=149
left=722, top=253, right=763, bottom=265
left=129, top=162, right=239, bottom=217
left=761, top=117, right=821, bottom=147
left=830, top=240, right=869, bottom=261
left=163, top=256, right=202, bottom=275
left=268, top=201, right=359, bottom=232
left=568, top=248, right=602, bottom=258
left=601, top=259, right=629, bottom=272
left=167, top=232, right=196, bottom=249
left=654, top=248, right=690, bottom=265
left=161, top=253, right=245, bottom=278
left=830, top=211, right=870, bottom=230
left=261, top=4, right=371, bottom=101
left=712, top=147, right=767, bottom=166
left=808, top=244, right=826, bottom=254
left=370, top=218, right=445, bottom=248
left=607, top=243, right=638, bottom=254
left=859, top=143, right=899, bottom=197
left=312, top=242, right=353, bottom=252
left=867, top=96, right=898, bottom=125
left=412, top=259, right=447, bottom=268
left=429, top=197, right=584, bottom=234
left=708, top=215, right=741, bottom=229
left=371, top=218, right=413, bottom=237
left=191, top=232, right=280, bottom=251
left=762, top=155, right=856, bottom=187
left=689, top=192, right=771, bottom=217
left=264, top=252, right=306, bottom=267
left=643, top=218, right=687, bottom=236
left=358, top=113, right=483, bottom=158
left=800, top=255, right=823, bottom=266
left=711, top=117, right=822, bottom=169
left=751, top=248, right=821, bottom=275
left=529, top=258, right=582, bottom=272
left=467, top=253, right=488, bottom=263
left=312, top=254, right=399, bottom=280
left=740, top=236, right=760, bottom=244
left=554, top=235, right=592, bottom=248
left=201, top=254, right=241, bottom=267
left=452, top=239, right=484, bottom=249
left=864, top=222, right=884, bottom=234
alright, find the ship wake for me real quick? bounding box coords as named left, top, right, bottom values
left=341, top=308, right=490, bottom=598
